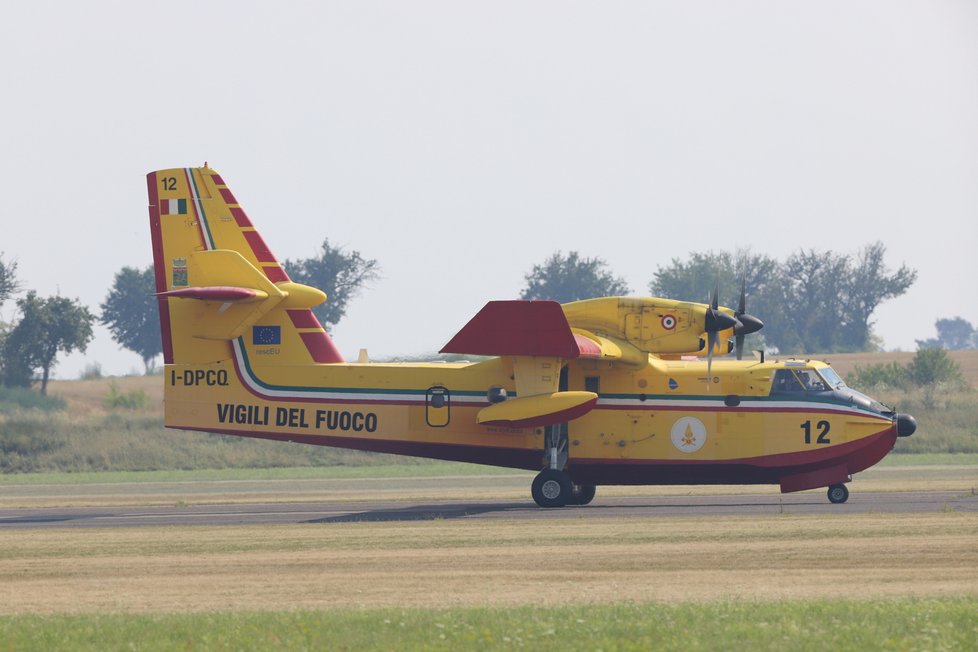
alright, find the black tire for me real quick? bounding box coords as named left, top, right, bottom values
left=531, top=469, right=573, bottom=508
left=827, top=483, right=849, bottom=504
left=569, top=484, right=597, bottom=506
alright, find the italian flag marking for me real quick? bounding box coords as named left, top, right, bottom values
left=161, top=198, right=187, bottom=215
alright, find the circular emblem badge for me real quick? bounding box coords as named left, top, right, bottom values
left=670, top=416, right=707, bottom=453
left=661, top=315, right=677, bottom=330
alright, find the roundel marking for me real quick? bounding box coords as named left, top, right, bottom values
left=661, top=315, right=677, bottom=330
left=670, top=416, right=707, bottom=453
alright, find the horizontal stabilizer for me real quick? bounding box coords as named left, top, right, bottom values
left=157, top=286, right=268, bottom=302
left=441, top=301, right=580, bottom=357
left=477, top=391, right=598, bottom=428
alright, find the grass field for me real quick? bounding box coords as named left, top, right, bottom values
left=0, top=509, right=975, bottom=649
left=1, top=513, right=976, bottom=614
left=0, top=599, right=975, bottom=651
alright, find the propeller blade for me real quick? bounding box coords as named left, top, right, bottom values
left=706, top=330, right=717, bottom=387
left=704, top=279, right=738, bottom=333
left=732, top=274, right=763, bottom=360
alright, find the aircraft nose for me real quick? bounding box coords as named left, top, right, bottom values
left=896, top=413, right=916, bottom=437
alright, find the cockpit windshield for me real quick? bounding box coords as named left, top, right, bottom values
left=771, top=368, right=830, bottom=394
left=818, top=367, right=847, bottom=390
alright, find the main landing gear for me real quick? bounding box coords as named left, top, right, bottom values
left=827, top=483, right=850, bottom=504
left=530, top=469, right=597, bottom=508
left=531, top=424, right=596, bottom=508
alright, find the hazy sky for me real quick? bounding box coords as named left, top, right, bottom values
left=1, top=1, right=975, bottom=378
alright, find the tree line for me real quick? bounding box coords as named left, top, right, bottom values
left=521, top=242, right=922, bottom=354
left=1, top=238, right=967, bottom=394
left=0, top=240, right=377, bottom=394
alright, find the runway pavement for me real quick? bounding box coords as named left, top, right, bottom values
left=1, top=490, right=975, bottom=528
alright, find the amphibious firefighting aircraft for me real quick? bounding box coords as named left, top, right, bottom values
left=148, top=166, right=917, bottom=508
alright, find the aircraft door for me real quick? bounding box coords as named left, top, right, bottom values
left=426, top=386, right=450, bottom=427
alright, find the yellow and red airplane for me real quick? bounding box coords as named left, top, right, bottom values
left=148, top=165, right=917, bottom=508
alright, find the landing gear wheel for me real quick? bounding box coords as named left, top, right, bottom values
left=531, top=469, right=573, bottom=508
left=827, top=483, right=849, bottom=504
left=569, top=484, right=597, bottom=506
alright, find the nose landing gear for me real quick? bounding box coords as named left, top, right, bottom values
left=827, top=483, right=849, bottom=504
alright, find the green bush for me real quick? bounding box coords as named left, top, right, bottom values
left=849, top=348, right=965, bottom=393
left=907, top=347, right=963, bottom=387
left=103, top=382, right=149, bottom=410
left=847, top=361, right=910, bottom=391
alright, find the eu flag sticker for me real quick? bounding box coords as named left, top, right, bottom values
left=253, top=325, right=281, bottom=345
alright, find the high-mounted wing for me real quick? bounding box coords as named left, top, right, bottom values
left=441, top=301, right=598, bottom=427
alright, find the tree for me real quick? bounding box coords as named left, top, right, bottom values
left=906, top=347, right=962, bottom=386
left=0, top=254, right=20, bottom=386
left=282, top=239, right=380, bottom=328
left=829, top=242, right=917, bottom=352
left=100, top=266, right=162, bottom=374
left=649, top=249, right=783, bottom=351
left=2, top=291, right=95, bottom=394
left=649, top=242, right=916, bottom=353
left=0, top=253, right=19, bottom=305
left=916, top=317, right=976, bottom=350
left=520, top=251, right=630, bottom=303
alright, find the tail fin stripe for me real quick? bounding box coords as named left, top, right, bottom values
left=185, top=168, right=215, bottom=249
left=243, top=231, right=276, bottom=263
left=229, top=207, right=253, bottom=227
left=263, top=265, right=290, bottom=283
left=287, top=309, right=323, bottom=329
left=146, top=171, right=175, bottom=364
left=219, top=188, right=238, bottom=204
left=299, top=331, right=345, bottom=363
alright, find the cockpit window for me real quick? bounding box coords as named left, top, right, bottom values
left=772, top=369, right=804, bottom=393
left=818, top=367, right=847, bottom=390
left=771, top=368, right=829, bottom=394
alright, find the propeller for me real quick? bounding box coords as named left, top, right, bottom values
left=732, top=277, right=764, bottom=360
left=704, top=282, right=739, bottom=382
